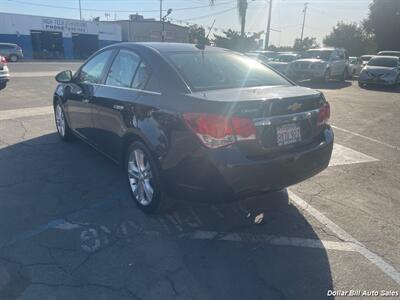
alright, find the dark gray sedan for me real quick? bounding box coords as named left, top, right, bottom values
left=359, top=56, right=400, bottom=88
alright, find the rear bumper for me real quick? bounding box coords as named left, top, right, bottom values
left=292, top=70, right=325, bottom=80
left=359, top=79, right=396, bottom=86
left=168, top=127, right=334, bottom=201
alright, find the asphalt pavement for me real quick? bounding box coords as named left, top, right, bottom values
left=0, top=61, right=399, bottom=299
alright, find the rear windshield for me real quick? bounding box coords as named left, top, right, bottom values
left=302, top=50, right=332, bottom=60
left=367, top=57, right=398, bottom=67
left=273, top=55, right=297, bottom=62
left=167, top=52, right=291, bottom=92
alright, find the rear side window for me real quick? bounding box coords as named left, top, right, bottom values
left=78, top=50, right=114, bottom=84
left=131, top=61, right=151, bottom=90
left=106, top=49, right=141, bottom=88
left=167, top=52, right=290, bottom=92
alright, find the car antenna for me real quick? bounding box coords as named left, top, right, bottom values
left=196, top=19, right=216, bottom=50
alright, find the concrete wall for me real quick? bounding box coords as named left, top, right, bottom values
left=114, top=20, right=189, bottom=43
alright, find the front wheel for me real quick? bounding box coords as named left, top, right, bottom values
left=126, top=141, right=167, bottom=214
left=54, top=101, right=74, bottom=141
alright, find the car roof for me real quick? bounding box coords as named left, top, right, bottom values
left=0, top=43, right=17, bottom=46
left=114, top=42, right=228, bottom=53
left=378, top=51, right=400, bottom=54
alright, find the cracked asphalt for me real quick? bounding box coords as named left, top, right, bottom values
left=0, top=62, right=399, bottom=299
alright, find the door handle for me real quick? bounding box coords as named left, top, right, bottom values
left=113, top=104, right=124, bottom=111
left=82, top=98, right=90, bottom=103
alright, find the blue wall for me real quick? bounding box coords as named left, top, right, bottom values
left=0, top=33, right=119, bottom=59
left=0, top=34, right=33, bottom=58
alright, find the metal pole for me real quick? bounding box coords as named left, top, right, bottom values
left=79, top=0, right=82, bottom=20
left=300, top=2, right=308, bottom=42
left=160, top=0, right=163, bottom=41
left=162, top=18, right=165, bottom=42
left=160, top=0, right=163, bottom=21
left=264, top=0, right=272, bottom=50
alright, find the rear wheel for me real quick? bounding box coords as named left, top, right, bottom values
left=126, top=141, right=167, bottom=214
left=0, top=81, right=6, bottom=90
left=9, top=55, right=18, bottom=62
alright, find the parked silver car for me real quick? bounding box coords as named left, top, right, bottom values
left=348, top=56, right=362, bottom=76
left=359, top=56, right=400, bottom=88
left=0, top=56, right=10, bottom=90
left=267, top=53, right=299, bottom=76
left=289, top=48, right=349, bottom=82
left=0, top=43, right=24, bottom=62
left=377, top=51, right=400, bottom=58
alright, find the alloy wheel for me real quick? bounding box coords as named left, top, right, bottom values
left=55, top=104, right=66, bottom=137
left=128, top=149, right=154, bottom=206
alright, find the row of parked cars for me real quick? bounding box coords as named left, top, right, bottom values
left=246, top=48, right=400, bottom=88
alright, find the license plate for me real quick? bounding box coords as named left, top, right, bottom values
left=276, top=123, right=302, bottom=146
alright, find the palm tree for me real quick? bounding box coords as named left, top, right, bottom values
left=210, top=0, right=248, bottom=37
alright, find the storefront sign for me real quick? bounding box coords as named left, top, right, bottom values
left=42, top=18, right=88, bottom=34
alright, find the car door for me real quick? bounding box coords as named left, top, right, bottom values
left=64, top=49, right=115, bottom=141
left=91, top=48, right=145, bottom=159
left=330, top=51, right=341, bottom=76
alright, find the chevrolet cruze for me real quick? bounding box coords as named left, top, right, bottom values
left=53, top=43, right=333, bottom=213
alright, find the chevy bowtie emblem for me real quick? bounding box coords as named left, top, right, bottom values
left=288, top=102, right=302, bottom=112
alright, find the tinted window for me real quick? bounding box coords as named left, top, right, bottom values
left=78, top=50, right=113, bottom=84
left=274, top=55, right=297, bottom=62
left=131, top=61, right=151, bottom=90
left=367, top=57, right=398, bottom=67
left=167, top=52, right=290, bottom=92
left=106, top=50, right=140, bottom=88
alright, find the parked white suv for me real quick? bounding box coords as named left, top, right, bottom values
left=289, top=48, right=349, bottom=82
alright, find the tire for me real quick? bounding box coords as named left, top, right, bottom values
left=54, top=101, right=74, bottom=141
left=125, top=141, right=168, bottom=214
left=323, top=69, right=331, bottom=83
left=0, top=81, right=6, bottom=90
left=9, top=55, right=18, bottom=62
left=358, top=81, right=367, bottom=88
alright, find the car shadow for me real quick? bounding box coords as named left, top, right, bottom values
left=297, top=79, right=352, bottom=90
left=0, top=134, right=334, bottom=300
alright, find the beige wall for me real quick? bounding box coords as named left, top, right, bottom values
left=114, top=21, right=188, bottom=43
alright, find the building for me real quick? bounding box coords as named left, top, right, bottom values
left=112, top=14, right=188, bottom=43
left=0, top=12, right=122, bottom=59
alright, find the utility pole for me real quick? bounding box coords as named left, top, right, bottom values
left=160, top=0, right=163, bottom=21
left=300, top=2, right=308, bottom=42
left=78, top=0, right=82, bottom=20
left=264, top=0, right=272, bottom=50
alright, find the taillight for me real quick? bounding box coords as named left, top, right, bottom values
left=0, top=57, right=6, bottom=64
left=183, top=113, right=256, bottom=149
left=317, top=102, right=330, bottom=126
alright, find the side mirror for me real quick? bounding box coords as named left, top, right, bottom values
left=55, top=70, right=73, bottom=83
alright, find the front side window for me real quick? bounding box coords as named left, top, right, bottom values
left=106, top=49, right=141, bottom=88
left=78, top=50, right=114, bottom=84
left=167, top=52, right=290, bottom=92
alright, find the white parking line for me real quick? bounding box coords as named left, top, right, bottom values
left=329, top=143, right=378, bottom=166
left=11, top=72, right=59, bottom=78
left=288, top=190, right=400, bottom=285
left=0, top=106, right=53, bottom=121
left=332, top=125, right=400, bottom=151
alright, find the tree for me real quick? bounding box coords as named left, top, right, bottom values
left=188, top=25, right=210, bottom=45
left=210, top=0, right=248, bottom=37
left=363, top=0, right=400, bottom=51
left=213, top=29, right=262, bottom=52
left=323, top=22, right=375, bottom=56
left=293, top=37, right=319, bottom=51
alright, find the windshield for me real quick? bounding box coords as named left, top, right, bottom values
left=302, top=50, right=332, bottom=60
left=168, top=52, right=291, bottom=92
left=273, top=55, right=297, bottom=62
left=361, top=56, right=373, bottom=62
left=367, top=57, right=398, bottom=67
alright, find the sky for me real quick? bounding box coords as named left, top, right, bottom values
left=0, top=0, right=372, bottom=46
